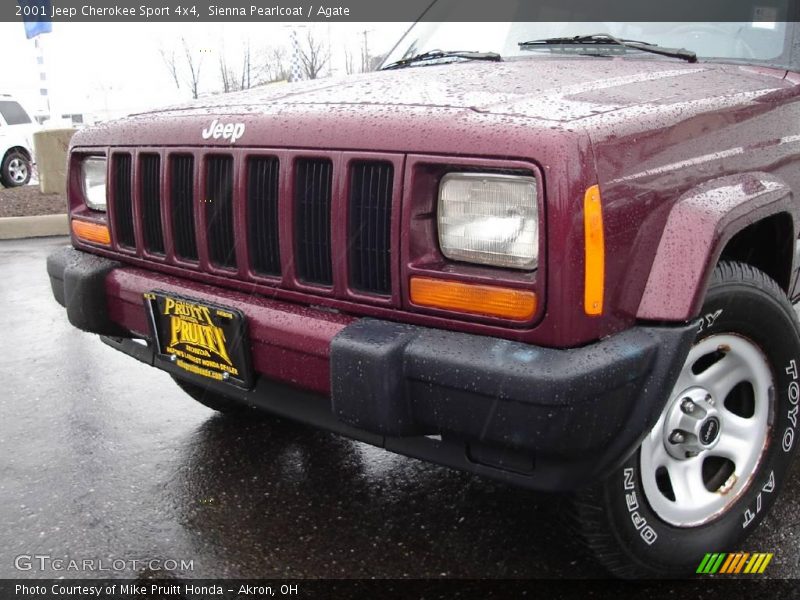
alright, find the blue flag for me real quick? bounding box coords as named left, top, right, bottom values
left=17, top=0, right=52, bottom=39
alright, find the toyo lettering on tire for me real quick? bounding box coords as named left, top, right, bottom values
left=571, top=261, right=800, bottom=578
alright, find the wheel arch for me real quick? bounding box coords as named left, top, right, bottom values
left=719, top=212, right=794, bottom=293
left=637, top=173, right=798, bottom=321
left=2, top=145, right=33, bottom=163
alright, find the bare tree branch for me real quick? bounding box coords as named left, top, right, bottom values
left=360, top=29, right=371, bottom=73
left=182, top=37, right=203, bottom=99
left=263, top=46, right=289, bottom=83
left=344, top=47, right=357, bottom=75
left=213, top=38, right=272, bottom=93
left=240, top=40, right=251, bottom=90
left=158, top=46, right=181, bottom=90
left=296, top=29, right=330, bottom=80
left=219, top=47, right=232, bottom=93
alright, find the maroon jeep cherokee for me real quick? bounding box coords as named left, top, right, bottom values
left=47, top=19, right=800, bottom=576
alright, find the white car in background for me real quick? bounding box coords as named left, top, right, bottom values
left=0, top=94, right=36, bottom=187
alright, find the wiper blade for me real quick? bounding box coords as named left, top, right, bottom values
left=519, top=34, right=697, bottom=63
left=381, top=49, right=502, bottom=70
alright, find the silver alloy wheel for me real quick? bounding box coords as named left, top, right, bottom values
left=8, top=157, right=28, bottom=184
left=640, top=333, right=773, bottom=527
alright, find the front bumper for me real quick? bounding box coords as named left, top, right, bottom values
left=47, top=246, right=696, bottom=491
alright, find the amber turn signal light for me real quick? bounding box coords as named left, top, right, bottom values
left=584, top=184, right=605, bottom=316
left=410, top=277, right=537, bottom=321
left=71, top=219, right=111, bottom=246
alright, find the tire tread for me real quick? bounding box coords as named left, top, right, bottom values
left=566, top=260, right=797, bottom=578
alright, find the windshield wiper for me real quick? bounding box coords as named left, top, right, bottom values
left=519, top=34, right=697, bottom=63
left=381, top=49, right=502, bottom=70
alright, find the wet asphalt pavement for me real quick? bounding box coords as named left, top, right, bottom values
left=2, top=237, right=800, bottom=582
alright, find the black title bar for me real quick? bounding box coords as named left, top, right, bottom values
left=5, top=0, right=800, bottom=23
left=2, top=578, right=800, bottom=600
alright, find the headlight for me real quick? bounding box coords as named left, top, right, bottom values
left=81, top=156, right=107, bottom=211
left=437, top=173, right=538, bottom=270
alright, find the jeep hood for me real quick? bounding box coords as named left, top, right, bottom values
left=134, top=57, right=788, bottom=123
left=72, top=58, right=792, bottom=154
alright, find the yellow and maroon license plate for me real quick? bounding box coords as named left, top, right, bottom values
left=144, top=291, right=253, bottom=389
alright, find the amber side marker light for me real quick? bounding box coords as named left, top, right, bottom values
left=71, top=219, right=111, bottom=246
left=584, top=184, right=605, bottom=316
left=410, top=277, right=537, bottom=321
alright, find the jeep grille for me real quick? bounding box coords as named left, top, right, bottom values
left=108, top=149, right=396, bottom=300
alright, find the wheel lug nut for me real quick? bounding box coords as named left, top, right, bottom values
left=669, top=430, right=686, bottom=444
left=681, top=398, right=696, bottom=414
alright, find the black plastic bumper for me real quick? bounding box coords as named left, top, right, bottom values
left=330, top=319, right=696, bottom=487
left=48, top=245, right=697, bottom=491
left=46, top=245, right=127, bottom=336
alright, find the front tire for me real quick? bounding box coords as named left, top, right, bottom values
left=0, top=151, right=32, bottom=187
left=573, top=261, right=800, bottom=577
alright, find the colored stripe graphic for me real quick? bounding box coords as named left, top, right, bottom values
left=745, top=554, right=762, bottom=574
left=733, top=553, right=750, bottom=574
left=710, top=553, right=726, bottom=573
left=758, top=554, right=773, bottom=573
left=699, top=552, right=772, bottom=574
left=697, top=553, right=727, bottom=574
left=720, top=553, right=736, bottom=573
left=696, top=553, right=714, bottom=574
left=744, top=553, right=774, bottom=574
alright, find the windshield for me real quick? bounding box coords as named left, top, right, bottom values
left=384, top=16, right=794, bottom=67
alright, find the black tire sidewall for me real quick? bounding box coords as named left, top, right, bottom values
left=600, top=266, right=800, bottom=575
left=172, top=375, right=254, bottom=415
left=1, top=151, right=31, bottom=187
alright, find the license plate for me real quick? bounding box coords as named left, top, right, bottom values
left=144, top=291, right=253, bottom=389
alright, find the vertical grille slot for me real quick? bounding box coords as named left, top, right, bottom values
left=170, top=155, right=197, bottom=261
left=205, top=156, right=237, bottom=269
left=112, top=153, right=135, bottom=248
left=295, top=158, right=333, bottom=286
left=140, top=154, right=164, bottom=254
left=247, top=157, right=281, bottom=276
left=349, top=162, right=393, bottom=295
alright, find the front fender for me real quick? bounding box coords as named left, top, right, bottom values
left=1, top=135, right=34, bottom=160
left=637, top=172, right=797, bottom=321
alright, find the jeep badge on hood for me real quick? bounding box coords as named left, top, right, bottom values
left=201, top=119, right=245, bottom=144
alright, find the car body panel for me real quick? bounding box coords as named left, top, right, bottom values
left=638, top=173, right=797, bottom=320
left=68, top=57, right=800, bottom=347
left=0, top=96, right=36, bottom=159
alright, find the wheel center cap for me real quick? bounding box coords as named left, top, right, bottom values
left=699, top=416, right=721, bottom=446
left=663, top=386, right=721, bottom=459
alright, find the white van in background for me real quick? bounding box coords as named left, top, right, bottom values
left=0, top=95, right=36, bottom=187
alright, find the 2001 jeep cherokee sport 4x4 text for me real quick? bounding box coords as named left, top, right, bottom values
left=46, top=17, right=800, bottom=577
